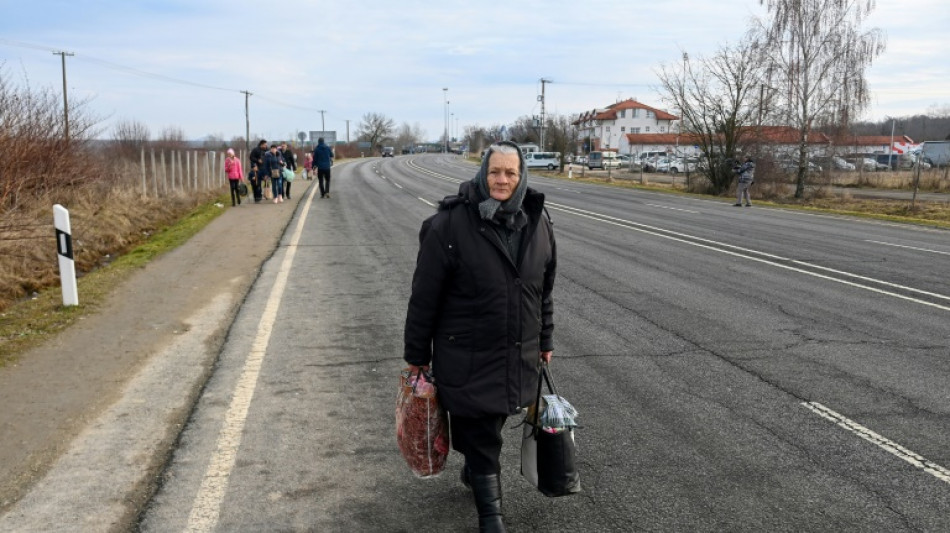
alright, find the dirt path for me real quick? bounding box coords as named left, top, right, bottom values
left=0, top=179, right=314, bottom=521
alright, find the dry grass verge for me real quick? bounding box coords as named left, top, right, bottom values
left=0, top=188, right=226, bottom=366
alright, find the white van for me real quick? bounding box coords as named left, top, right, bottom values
left=588, top=151, right=622, bottom=169
left=525, top=152, right=561, bottom=170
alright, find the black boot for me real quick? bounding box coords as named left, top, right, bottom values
left=470, top=474, right=505, bottom=533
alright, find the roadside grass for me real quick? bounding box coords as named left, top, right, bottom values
left=0, top=194, right=228, bottom=366
left=541, top=170, right=950, bottom=228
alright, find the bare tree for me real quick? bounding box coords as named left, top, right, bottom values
left=507, top=116, right=539, bottom=145
left=394, top=122, right=426, bottom=153
left=658, top=41, right=764, bottom=194
left=112, top=119, right=150, bottom=160
left=155, top=126, right=187, bottom=151
left=356, top=112, right=395, bottom=153
left=544, top=115, right=576, bottom=170
left=756, top=0, right=886, bottom=198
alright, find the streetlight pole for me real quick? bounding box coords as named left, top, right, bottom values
left=53, top=50, right=74, bottom=142
left=442, top=88, right=448, bottom=153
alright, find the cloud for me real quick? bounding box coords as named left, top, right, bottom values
left=0, top=0, right=946, bottom=139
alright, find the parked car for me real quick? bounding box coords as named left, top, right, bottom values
left=778, top=159, right=822, bottom=174
left=845, top=156, right=886, bottom=171
left=573, top=155, right=588, bottom=165
left=831, top=156, right=856, bottom=171
left=588, top=151, right=623, bottom=169
left=382, top=146, right=395, bottom=157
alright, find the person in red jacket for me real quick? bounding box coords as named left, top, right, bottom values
left=404, top=141, right=557, bottom=532
left=224, top=148, right=244, bottom=206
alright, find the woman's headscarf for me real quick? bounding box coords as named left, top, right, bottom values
left=471, top=141, right=529, bottom=230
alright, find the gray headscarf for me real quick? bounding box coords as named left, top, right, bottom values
left=471, top=141, right=529, bottom=230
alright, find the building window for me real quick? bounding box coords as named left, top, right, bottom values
left=632, top=127, right=641, bottom=134
left=620, top=110, right=626, bottom=118
left=621, top=126, right=626, bottom=132
left=645, top=127, right=651, bottom=132
left=606, top=126, right=610, bottom=132
left=660, top=127, right=666, bottom=133
left=646, top=110, right=655, bottom=118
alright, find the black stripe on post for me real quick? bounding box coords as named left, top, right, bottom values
left=56, top=228, right=73, bottom=260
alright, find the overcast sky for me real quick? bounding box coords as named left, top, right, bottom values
left=2, top=0, right=947, bottom=144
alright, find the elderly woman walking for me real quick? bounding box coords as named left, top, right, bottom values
left=404, top=141, right=557, bottom=532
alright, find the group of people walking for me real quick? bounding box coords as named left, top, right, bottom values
left=222, top=138, right=334, bottom=206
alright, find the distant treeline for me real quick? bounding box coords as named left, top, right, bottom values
left=850, top=114, right=950, bottom=142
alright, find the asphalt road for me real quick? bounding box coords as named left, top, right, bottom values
left=15, top=154, right=948, bottom=532
left=135, top=154, right=949, bottom=532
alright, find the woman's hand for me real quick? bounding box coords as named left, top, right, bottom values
left=407, top=364, right=430, bottom=374
left=540, top=351, right=553, bottom=364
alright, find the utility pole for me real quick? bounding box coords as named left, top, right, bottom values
left=539, top=78, right=551, bottom=150
left=52, top=51, right=74, bottom=142
left=319, top=110, right=326, bottom=134
left=241, top=90, right=252, bottom=156
left=345, top=119, right=350, bottom=143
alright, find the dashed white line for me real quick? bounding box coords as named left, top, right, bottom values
left=803, top=402, right=950, bottom=485
left=866, top=240, right=950, bottom=256
left=184, top=178, right=320, bottom=532
left=646, top=203, right=699, bottom=214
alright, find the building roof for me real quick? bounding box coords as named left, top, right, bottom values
left=576, top=98, right=679, bottom=123
left=834, top=134, right=915, bottom=146
left=625, top=133, right=703, bottom=145
left=624, top=126, right=833, bottom=146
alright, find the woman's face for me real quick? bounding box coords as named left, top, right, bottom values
left=486, top=152, right=521, bottom=202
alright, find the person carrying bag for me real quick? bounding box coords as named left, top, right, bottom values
left=521, top=362, right=581, bottom=497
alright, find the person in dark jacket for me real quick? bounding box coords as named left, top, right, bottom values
left=312, top=137, right=334, bottom=198
left=264, top=144, right=285, bottom=203
left=248, top=139, right=268, bottom=202
left=279, top=142, right=296, bottom=199
left=404, top=141, right=556, bottom=533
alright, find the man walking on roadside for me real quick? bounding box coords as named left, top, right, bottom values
left=733, top=155, right=755, bottom=207
left=312, top=137, right=334, bottom=198
left=249, top=139, right=268, bottom=203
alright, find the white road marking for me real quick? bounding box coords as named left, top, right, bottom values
left=866, top=239, right=950, bottom=256
left=646, top=203, right=699, bottom=214
left=802, top=402, right=950, bottom=485
left=418, top=198, right=436, bottom=207
left=548, top=202, right=950, bottom=311
left=184, top=180, right=320, bottom=532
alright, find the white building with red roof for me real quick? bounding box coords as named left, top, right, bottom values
left=574, top=99, right=679, bottom=154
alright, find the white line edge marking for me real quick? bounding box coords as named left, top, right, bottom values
left=184, top=180, right=319, bottom=532
left=548, top=202, right=950, bottom=310
left=403, top=162, right=950, bottom=307
left=866, top=239, right=950, bottom=256
left=551, top=204, right=950, bottom=311
left=646, top=203, right=700, bottom=214
left=802, top=402, right=950, bottom=484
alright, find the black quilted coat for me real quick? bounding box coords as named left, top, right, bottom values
left=404, top=180, right=556, bottom=417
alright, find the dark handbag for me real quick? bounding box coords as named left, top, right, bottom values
left=521, top=363, right=581, bottom=497
left=237, top=182, right=248, bottom=197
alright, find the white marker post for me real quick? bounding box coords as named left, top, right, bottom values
left=53, top=204, right=79, bottom=306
